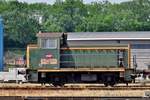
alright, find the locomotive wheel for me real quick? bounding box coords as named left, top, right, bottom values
left=41, top=83, right=46, bottom=86
left=103, top=74, right=117, bottom=87
left=52, top=83, right=58, bottom=87
left=52, top=82, right=64, bottom=87
left=104, top=83, right=108, bottom=87
left=104, top=82, right=115, bottom=87
left=109, top=78, right=116, bottom=87
left=109, top=82, right=115, bottom=87
left=126, top=82, right=128, bottom=86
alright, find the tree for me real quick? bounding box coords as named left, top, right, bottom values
left=3, top=9, right=41, bottom=47
left=1, top=0, right=150, bottom=48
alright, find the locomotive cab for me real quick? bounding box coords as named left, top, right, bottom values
left=26, top=32, right=63, bottom=82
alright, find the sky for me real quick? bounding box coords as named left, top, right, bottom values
left=18, top=0, right=131, bottom=4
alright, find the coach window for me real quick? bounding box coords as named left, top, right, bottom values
left=41, top=38, right=57, bottom=49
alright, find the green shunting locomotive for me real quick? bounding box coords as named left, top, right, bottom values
left=26, top=32, right=134, bottom=86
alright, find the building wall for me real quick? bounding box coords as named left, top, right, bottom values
left=121, top=40, right=150, bottom=70
left=120, top=40, right=150, bottom=44
left=131, top=49, right=150, bottom=70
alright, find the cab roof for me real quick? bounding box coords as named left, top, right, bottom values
left=36, top=32, right=63, bottom=38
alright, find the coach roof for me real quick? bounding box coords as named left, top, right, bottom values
left=67, top=32, right=150, bottom=40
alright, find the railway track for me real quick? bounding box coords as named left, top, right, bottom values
left=0, top=84, right=150, bottom=90
left=0, top=83, right=149, bottom=96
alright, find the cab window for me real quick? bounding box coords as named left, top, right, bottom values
left=41, top=38, right=57, bottom=49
